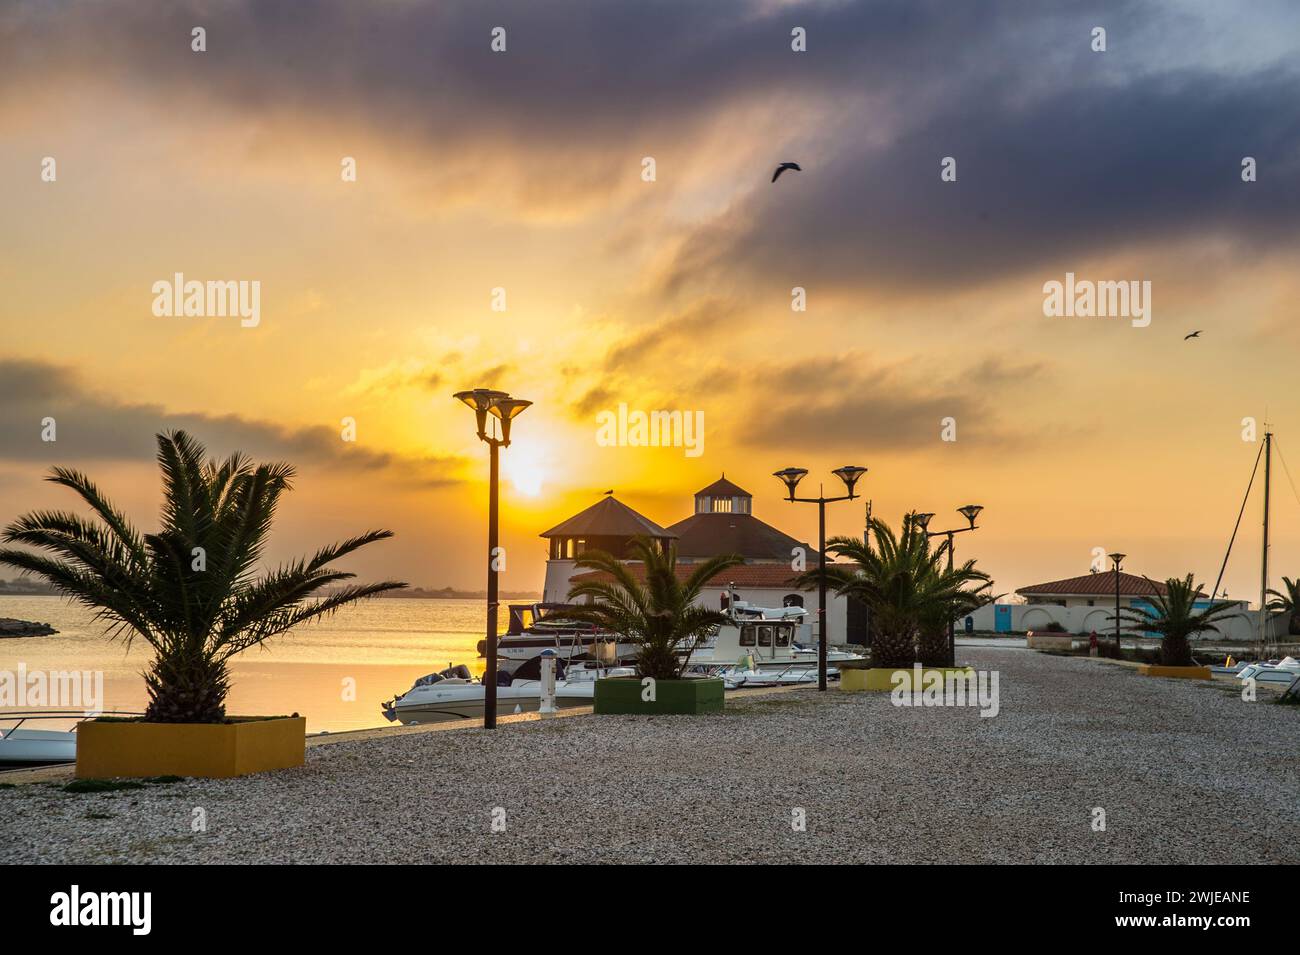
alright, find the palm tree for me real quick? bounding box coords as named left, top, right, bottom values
left=1266, top=576, right=1300, bottom=635
left=1116, top=574, right=1242, bottom=666
left=564, top=537, right=743, bottom=681
left=803, top=517, right=991, bottom=669
left=0, top=431, right=406, bottom=723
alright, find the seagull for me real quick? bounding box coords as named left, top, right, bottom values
left=771, top=162, right=802, bottom=183
left=603, top=489, right=614, bottom=495
left=1184, top=330, right=1202, bottom=340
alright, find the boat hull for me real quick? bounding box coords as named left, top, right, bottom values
left=388, top=681, right=596, bottom=724
left=0, top=728, right=77, bottom=765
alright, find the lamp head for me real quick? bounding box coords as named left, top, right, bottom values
left=454, top=388, right=510, bottom=440
left=958, top=504, right=984, bottom=528
left=487, top=397, right=531, bottom=445
left=831, top=465, right=868, bottom=498
left=772, top=467, right=809, bottom=500
left=1108, top=551, right=1126, bottom=568
left=911, top=511, right=935, bottom=533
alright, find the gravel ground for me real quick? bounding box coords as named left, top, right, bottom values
left=3, top=647, right=1297, bottom=864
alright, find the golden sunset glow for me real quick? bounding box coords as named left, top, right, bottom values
left=2, top=0, right=1300, bottom=605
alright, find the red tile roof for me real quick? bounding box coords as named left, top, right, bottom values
left=664, top=512, right=820, bottom=562
left=570, top=562, right=855, bottom=589
left=1016, top=572, right=1173, bottom=598
left=539, top=496, right=674, bottom=539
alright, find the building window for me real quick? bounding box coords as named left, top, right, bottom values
left=783, top=594, right=804, bottom=608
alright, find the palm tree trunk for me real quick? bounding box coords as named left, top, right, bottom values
left=871, top=625, right=916, bottom=669
left=1160, top=632, right=1193, bottom=667
left=143, top=652, right=231, bottom=723
left=917, top=627, right=948, bottom=667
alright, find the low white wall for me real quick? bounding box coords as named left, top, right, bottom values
left=966, top=602, right=1287, bottom=642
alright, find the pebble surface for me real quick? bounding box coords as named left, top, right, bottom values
left=3, top=647, right=1297, bottom=864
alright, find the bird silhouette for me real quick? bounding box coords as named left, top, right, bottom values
left=603, top=489, right=614, bottom=495
left=1184, top=330, right=1202, bottom=340
left=771, top=162, right=802, bottom=183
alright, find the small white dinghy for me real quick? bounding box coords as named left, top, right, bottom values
left=381, top=657, right=635, bottom=725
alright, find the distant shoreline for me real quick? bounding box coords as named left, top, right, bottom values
left=0, top=617, right=59, bottom=637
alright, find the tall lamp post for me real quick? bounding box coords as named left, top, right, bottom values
left=910, top=504, right=984, bottom=666
left=1108, top=552, right=1126, bottom=659
left=454, top=388, right=532, bottom=729
left=773, top=465, right=868, bottom=691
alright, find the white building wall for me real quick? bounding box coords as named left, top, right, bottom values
left=966, top=602, right=1284, bottom=642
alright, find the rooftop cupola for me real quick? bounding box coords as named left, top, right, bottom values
left=694, top=474, right=751, bottom=515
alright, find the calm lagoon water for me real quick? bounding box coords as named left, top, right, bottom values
left=0, top=595, right=531, bottom=732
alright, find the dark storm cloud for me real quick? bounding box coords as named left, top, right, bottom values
left=3, top=0, right=1297, bottom=291
left=665, top=68, right=1300, bottom=297
left=0, top=359, right=465, bottom=484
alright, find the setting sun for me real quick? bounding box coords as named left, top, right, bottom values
left=501, top=434, right=549, bottom=497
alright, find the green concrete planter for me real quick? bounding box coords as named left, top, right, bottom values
left=593, top=676, right=724, bottom=715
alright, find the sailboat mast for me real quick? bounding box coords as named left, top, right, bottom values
left=1260, top=429, right=1272, bottom=650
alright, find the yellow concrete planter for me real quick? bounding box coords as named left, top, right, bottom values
left=841, top=665, right=975, bottom=692
left=1137, top=665, right=1212, bottom=681
left=77, top=716, right=305, bottom=779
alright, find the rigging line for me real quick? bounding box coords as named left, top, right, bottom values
left=1211, top=440, right=1265, bottom=604
left=1271, top=437, right=1300, bottom=509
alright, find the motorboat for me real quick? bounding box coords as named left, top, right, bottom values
left=381, top=656, right=635, bottom=725
left=488, top=603, right=633, bottom=671
left=711, top=652, right=839, bottom=689
left=0, top=726, right=77, bottom=766
left=1234, top=656, right=1300, bottom=685
left=685, top=601, right=865, bottom=678
left=0, top=711, right=92, bottom=766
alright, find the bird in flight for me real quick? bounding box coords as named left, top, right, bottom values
left=1184, top=330, right=1202, bottom=340
left=771, top=162, right=802, bottom=182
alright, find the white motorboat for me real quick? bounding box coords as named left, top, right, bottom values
left=1234, top=656, right=1300, bottom=685
left=712, top=652, right=837, bottom=689
left=489, top=603, right=632, bottom=671
left=685, top=601, right=865, bottom=678
left=0, top=727, right=77, bottom=765
left=0, top=712, right=87, bottom=766
left=381, top=658, right=635, bottom=725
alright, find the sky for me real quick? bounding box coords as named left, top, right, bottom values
left=2, top=0, right=1300, bottom=603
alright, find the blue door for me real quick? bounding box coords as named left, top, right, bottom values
left=995, top=605, right=1012, bottom=633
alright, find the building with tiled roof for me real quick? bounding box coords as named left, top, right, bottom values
left=1016, top=571, right=1174, bottom=605
left=540, top=495, right=674, bottom=562
left=538, top=478, right=866, bottom=644
left=666, top=475, right=819, bottom=563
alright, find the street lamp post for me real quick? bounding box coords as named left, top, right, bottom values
left=454, top=388, right=532, bottom=729
left=1109, top=552, right=1126, bottom=660
left=773, top=465, right=868, bottom=691
left=911, top=505, right=984, bottom=667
